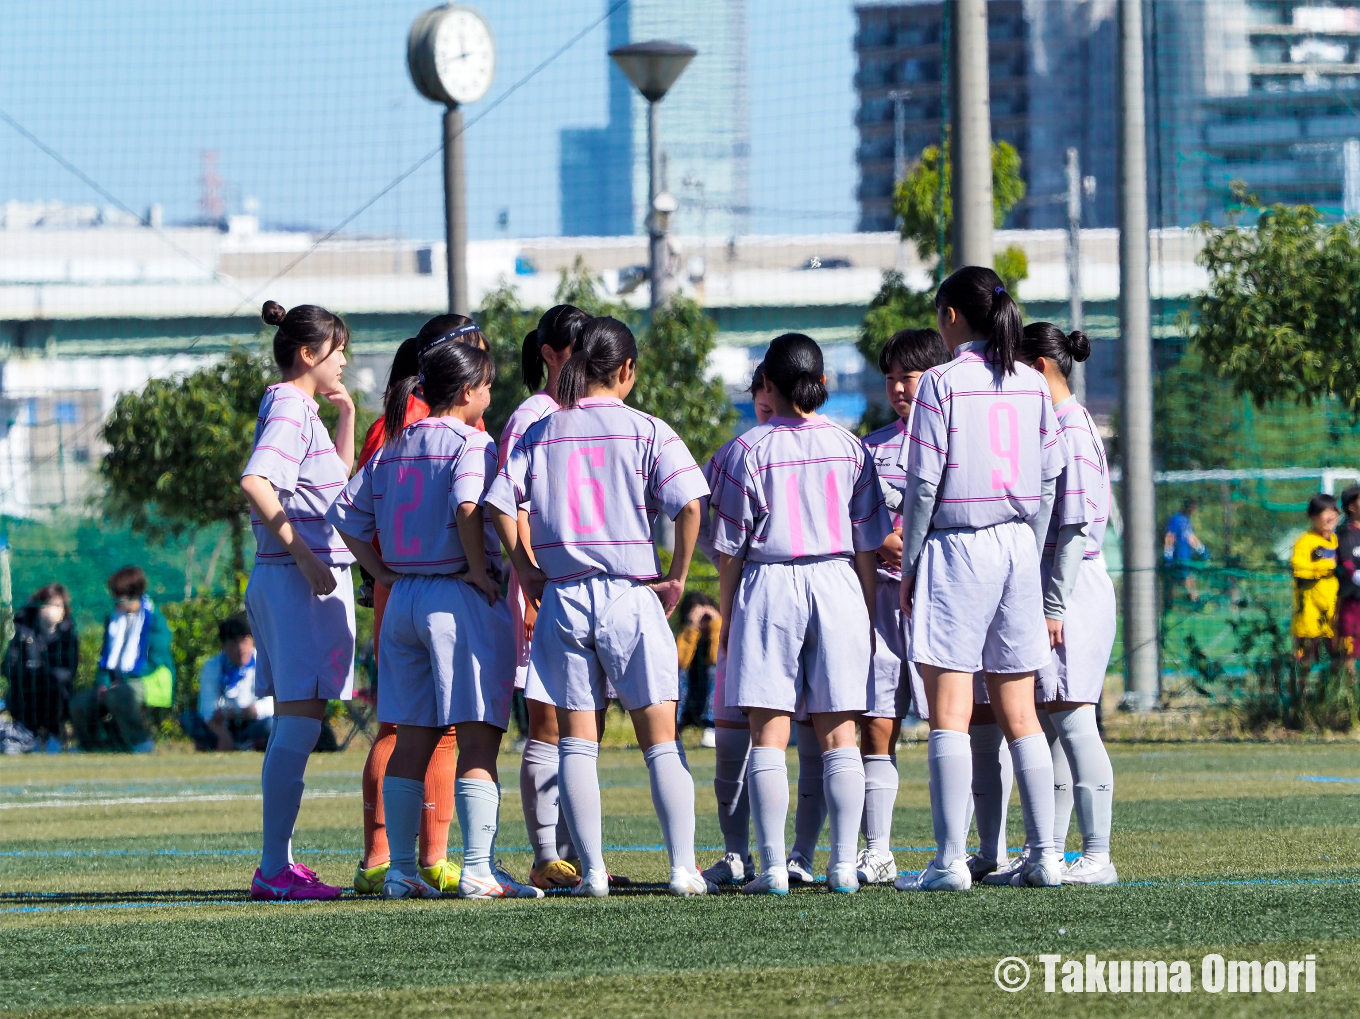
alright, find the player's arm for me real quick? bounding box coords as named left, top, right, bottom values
left=718, top=553, right=744, bottom=655
left=240, top=474, right=336, bottom=596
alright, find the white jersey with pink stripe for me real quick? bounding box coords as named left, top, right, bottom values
left=862, top=416, right=910, bottom=580
left=711, top=415, right=892, bottom=563
left=1045, top=396, right=1110, bottom=558
left=326, top=417, right=501, bottom=576
left=899, top=342, right=1065, bottom=530
left=486, top=396, right=708, bottom=582
left=498, top=391, right=559, bottom=469
left=242, top=383, right=355, bottom=567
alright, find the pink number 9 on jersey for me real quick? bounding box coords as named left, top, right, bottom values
left=392, top=465, right=424, bottom=555
left=988, top=401, right=1021, bottom=491
left=567, top=445, right=607, bottom=534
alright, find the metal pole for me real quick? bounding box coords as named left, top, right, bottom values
left=950, top=0, right=993, bottom=269
left=1066, top=146, right=1086, bottom=404
left=889, top=90, right=909, bottom=184
left=648, top=100, right=666, bottom=315
left=1117, top=0, right=1158, bottom=711
left=936, top=2, right=949, bottom=282
left=443, top=105, right=468, bottom=316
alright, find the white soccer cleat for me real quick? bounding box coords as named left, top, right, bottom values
left=1061, top=853, right=1119, bottom=886
left=894, top=857, right=971, bottom=892
left=981, top=846, right=1031, bottom=886
left=742, top=866, right=790, bottom=895
left=786, top=853, right=816, bottom=885
left=966, top=853, right=1005, bottom=882
left=459, top=866, right=545, bottom=900
left=490, top=858, right=544, bottom=898
left=1010, top=850, right=1064, bottom=887
left=855, top=848, right=897, bottom=886
left=669, top=866, right=716, bottom=897
left=826, top=862, right=860, bottom=893
left=700, top=727, right=717, bottom=748
left=571, top=868, right=610, bottom=898
left=701, top=852, right=752, bottom=886
left=382, top=871, right=442, bottom=900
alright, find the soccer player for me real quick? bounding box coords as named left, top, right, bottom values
left=1291, top=493, right=1340, bottom=665
left=328, top=330, right=541, bottom=900
left=1334, top=486, right=1360, bottom=672
left=856, top=327, right=950, bottom=885
left=714, top=333, right=891, bottom=895
left=240, top=301, right=357, bottom=901
left=488, top=317, right=712, bottom=898
left=892, top=267, right=1066, bottom=892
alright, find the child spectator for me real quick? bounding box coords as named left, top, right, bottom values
left=1, top=584, right=78, bottom=752
left=675, top=592, right=721, bottom=745
left=1163, top=498, right=1209, bottom=608
left=181, top=613, right=274, bottom=751
left=1291, top=493, right=1340, bottom=664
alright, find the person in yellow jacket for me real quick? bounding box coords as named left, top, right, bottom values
left=676, top=592, right=721, bottom=745
left=1291, top=493, right=1340, bottom=662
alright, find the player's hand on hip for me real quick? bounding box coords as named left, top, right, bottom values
left=649, top=577, right=684, bottom=617
left=466, top=569, right=500, bottom=606
left=1046, top=617, right=1064, bottom=648
left=298, top=550, right=337, bottom=596
left=521, top=564, right=547, bottom=606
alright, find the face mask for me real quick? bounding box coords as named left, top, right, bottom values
left=38, top=604, right=64, bottom=629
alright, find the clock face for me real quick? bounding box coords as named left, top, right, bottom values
left=432, top=8, right=495, bottom=106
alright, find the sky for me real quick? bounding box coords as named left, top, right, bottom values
left=0, top=0, right=859, bottom=240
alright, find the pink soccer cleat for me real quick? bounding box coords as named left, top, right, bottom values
left=251, top=863, right=343, bottom=901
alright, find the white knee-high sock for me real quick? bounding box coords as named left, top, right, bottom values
left=455, top=777, right=500, bottom=880
left=260, top=716, right=320, bottom=878
left=968, top=723, right=1012, bottom=864
left=1052, top=706, right=1114, bottom=855
left=1039, top=711, right=1074, bottom=855
left=557, top=737, right=605, bottom=876
left=927, top=729, right=972, bottom=868
left=822, top=747, right=866, bottom=870
left=519, top=739, right=561, bottom=867
left=381, top=776, right=425, bottom=880
left=791, top=726, right=826, bottom=862
left=643, top=741, right=697, bottom=871
left=1009, top=732, right=1057, bottom=857
left=861, top=754, right=898, bottom=855
left=748, top=746, right=790, bottom=872
left=713, top=726, right=752, bottom=856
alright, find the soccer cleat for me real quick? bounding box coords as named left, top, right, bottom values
left=966, top=854, right=1004, bottom=882
left=826, top=862, right=860, bottom=893
left=894, top=857, right=972, bottom=892
left=741, top=866, right=790, bottom=895
left=786, top=853, right=816, bottom=885
left=459, top=868, right=546, bottom=900
left=491, top=859, right=544, bottom=898
left=565, top=858, right=631, bottom=887
left=981, top=847, right=1031, bottom=886
left=1010, top=851, right=1064, bottom=888
left=701, top=852, right=753, bottom=886
left=669, top=866, right=716, bottom=897
left=530, top=859, right=581, bottom=890
left=700, top=727, right=717, bottom=748
left=419, top=858, right=462, bottom=896
left=571, top=868, right=611, bottom=898
left=353, top=860, right=390, bottom=895
left=1060, top=853, right=1118, bottom=886
left=251, top=863, right=343, bottom=901
left=383, top=871, right=442, bottom=899
left=855, top=848, right=897, bottom=885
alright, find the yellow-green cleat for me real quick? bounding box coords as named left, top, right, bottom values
left=420, top=858, right=463, bottom=896
left=354, top=860, right=390, bottom=895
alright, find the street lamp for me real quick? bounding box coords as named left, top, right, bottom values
left=609, top=40, right=696, bottom=315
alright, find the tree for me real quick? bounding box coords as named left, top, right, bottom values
left=856, top=270, right=937, bottom=372
left=1195, top=193, right=1360, bottom=411
left=893, top=136, right=1029, bottom=288
left=475, top=280, right=541, bottom=440
left=101, top=348, right=274, bottom=574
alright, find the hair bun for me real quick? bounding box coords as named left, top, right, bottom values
left=262, top=301, right=287, bottom=327
left=1066, top=329, right=1091, bottom=364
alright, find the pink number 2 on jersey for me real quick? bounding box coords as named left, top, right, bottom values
left=392, top=465, right=424, bottom=555
left=567, top=445, right=606, bottom=534
left=988, top=401, right=1021, bottom=490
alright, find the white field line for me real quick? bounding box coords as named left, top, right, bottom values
left=0, top=789, right=351, bottom=810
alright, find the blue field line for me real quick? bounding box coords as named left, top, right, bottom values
left=0, top=844, right=1020, bottom=860
left=1298, top=775, right=1360, bottom=783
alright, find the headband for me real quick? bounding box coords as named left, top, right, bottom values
left=418, top=323, right=482, bottom=358
left=994, top=286, right=1006, bottom=295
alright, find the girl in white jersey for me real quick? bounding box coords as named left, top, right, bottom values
left=503, top=305, right=592, bottom=891
left=488, top=317, right=712, bottom=898
left=240, top=301, right=356, bottom=901
left=1018, top=322, right=1118, bottom=886
left=329, top=333, right=542, bottom=900
left=893, top=267, right=1066, bottom=892
left=714, top=334, right=892, bottom=895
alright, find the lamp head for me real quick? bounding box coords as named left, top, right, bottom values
left=609, top=41, right=696, bottom=102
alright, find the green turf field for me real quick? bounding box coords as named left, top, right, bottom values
left=3, top=737, right=1359, bottom=1017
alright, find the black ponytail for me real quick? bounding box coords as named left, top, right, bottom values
left=521, top=304, right=589, bottom=392
left=763, top=333, right=828, bottom=413
left=1019, top=321, right=1091, bottom=380
left=935, top=265, right=1023, bottom=375
left=383, top=330, right=495, bottom=445
left=556, top=317, right=638, bottom=409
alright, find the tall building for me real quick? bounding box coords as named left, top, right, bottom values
left=558, top=0, right=750, bottom=239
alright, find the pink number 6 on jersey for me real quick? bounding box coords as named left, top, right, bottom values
left=392, top=465, right=424, bottom=555
left=567, top=445, right=606, bottom=534
left=988, top=401, right=1021, bottom=491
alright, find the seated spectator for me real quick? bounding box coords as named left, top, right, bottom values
left=676, top=591, right=721, bottom=746
left=181, top=613, right=273, bottom=751
left=1, top=584, right=78, bottom=753
left=70, top=566, right=175, bottom=753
